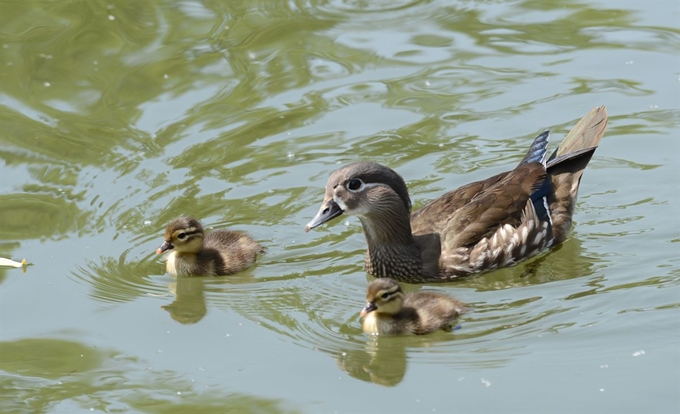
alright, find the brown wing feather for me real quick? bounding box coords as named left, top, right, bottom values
left=410, top=170, right=511, bottom=235
left=441, top=163, right=547, bottom=248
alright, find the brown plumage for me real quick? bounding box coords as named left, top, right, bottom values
left=306, top=106, right=608, bottom=283
left=156, top=216, right=264, bottom=277
left=360, top=278, right=466, bottom=335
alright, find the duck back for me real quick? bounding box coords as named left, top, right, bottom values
left=203, top=230, right=264, bottom=275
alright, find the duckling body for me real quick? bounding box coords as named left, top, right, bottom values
left=157, top=217, right=264, bottom=277
left=360, top=278, right=465, bottom=335
left=306, top=106, right=608, bottom=283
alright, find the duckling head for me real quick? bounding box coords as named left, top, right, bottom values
left=360, top=278, right=405, bottom=317
left=305, top=162, right=412, bottom=232
left=156, top=217, right=205, bottom=255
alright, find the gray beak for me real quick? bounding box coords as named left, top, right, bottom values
left=305, top=199, right=344, bottom=232
left=156, top=241, right=174, bottom=254
left=360, top=302, right=377, bottom=317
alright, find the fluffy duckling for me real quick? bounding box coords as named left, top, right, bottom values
left=156, top=216, right=264, bottom=277
left=360, top=278, right=465, bottom=335
left=306, top=106, right=608, bottom=283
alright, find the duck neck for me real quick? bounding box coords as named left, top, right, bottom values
left=359, top=209, right=422, bottom=278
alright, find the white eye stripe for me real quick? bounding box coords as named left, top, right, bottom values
left=335, top=182, right=383, bottom=216
left=346, top=181, right=382, bottom=193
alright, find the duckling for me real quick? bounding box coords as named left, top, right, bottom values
left=156, top=216, right=264, bottom=277
left=306, top=106, right=608, bottom=283
left=360, top=278, right=465, bottom=335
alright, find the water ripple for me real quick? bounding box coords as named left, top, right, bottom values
left=71, top=248, right=169, bottom=309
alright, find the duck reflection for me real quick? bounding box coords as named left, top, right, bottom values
left=459, top=236, right=599, bottom=291
left=333, top=278, right=467, bottom=387
left=335, top=337, right=408, bottom=386
left=161, top=276, right=209, bottom=324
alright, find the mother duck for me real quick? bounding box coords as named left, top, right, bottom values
left=306, top=106, right=608, bottom=283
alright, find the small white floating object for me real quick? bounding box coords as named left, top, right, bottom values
left=0, top=257, right=27, bottom=268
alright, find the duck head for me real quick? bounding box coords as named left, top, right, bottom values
left=156, top=217, right=205, bottom=255
left=305, top=162, right=412, bottom=232
left=360, top=278, right=405, bottom=317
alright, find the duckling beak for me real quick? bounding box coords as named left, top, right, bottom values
left=360, top=302, right=377, bottom=317
left=156, top=241, right=174, bottom=254
left=305, top=199, right=344, bottom=232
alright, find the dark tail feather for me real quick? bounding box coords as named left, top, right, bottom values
left=547, top=106, right=608, bottom=244
left=519, top=131, right=550, bottom=166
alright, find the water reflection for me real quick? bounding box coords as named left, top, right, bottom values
left=162, top=277, right=209, bottom=324
left=0, top=193, right=82, bottom=241
left=160, top=274, right=270, bottom=325
left=0, top=337, right=296, bottom=413
left=334, top=325, right=513, bottom=387
left=70, top=230, right=604, bottom=377
left=336, top=337, right=408, bottom=387
left=72, top=249, right=167, bottom=307
left=457, top=236, right=601, bottom=291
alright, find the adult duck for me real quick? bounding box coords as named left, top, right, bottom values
left=306, top=106, right=608, bottom=283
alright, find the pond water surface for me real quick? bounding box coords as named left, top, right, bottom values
left=0, top=0, right=679, bottom=413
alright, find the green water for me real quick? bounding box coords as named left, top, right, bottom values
left=1, top=0, right=678, bottom=412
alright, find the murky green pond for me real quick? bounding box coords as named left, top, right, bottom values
left=1, top=0, right=678, bottom=412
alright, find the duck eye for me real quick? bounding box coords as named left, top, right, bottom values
left=381, top=292, right=390, bottom=299
left=177, top=232, right=187, bottom=240
left=347, top=178, right=363, bottom=191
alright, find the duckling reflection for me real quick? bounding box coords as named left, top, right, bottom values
left=335, top=337, right=408, bottom=387
left=156, top=216, right=264, bottom=277
left=162, top=276, right=208, bottom=324
left=360, top=279, right=466, bottom=335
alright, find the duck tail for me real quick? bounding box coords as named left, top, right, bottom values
left=519, top=130, right=551, bottom=166
left=546, top=106, right=608, bottom=244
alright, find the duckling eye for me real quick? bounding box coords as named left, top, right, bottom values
left=347, top=178, right=364, bottom=191
left=177, top=232, right=187, bottom=240
left=381, top=292, right=390, bottom=300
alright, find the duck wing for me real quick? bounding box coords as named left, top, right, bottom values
left=410, top=169, right=511, bottom=235
left=410, top=130, right=551, bottom=240
left=441, top=162, right=548, bottom=249
left=411, top=166, right=547, bottom=247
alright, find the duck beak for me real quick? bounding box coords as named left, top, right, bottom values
left=156, top=241, right=174, bottom=254
left=360, top=302, right=377, bottom=317
left=305, top=199, right=344, bottom=232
